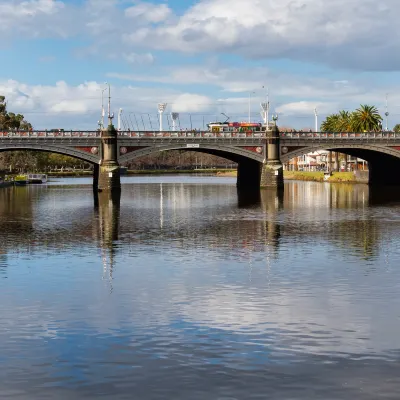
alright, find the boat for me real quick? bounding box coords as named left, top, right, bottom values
left=14, top=175, right=28, bottom=186
left=27, top=174, right=48, bottom=184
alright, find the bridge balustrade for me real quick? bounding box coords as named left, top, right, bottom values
left=1, top=130, right=400, bottom=140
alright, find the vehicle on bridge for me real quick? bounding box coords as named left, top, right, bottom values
left=207, top=122, right=263, bottom=133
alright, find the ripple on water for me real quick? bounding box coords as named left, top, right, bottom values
left=0, top=179, right=400, bottom=398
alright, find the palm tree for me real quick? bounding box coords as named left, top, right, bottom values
left=351, top=105, right=382, bottom=132
left=321, top=113, right=340, bottom=132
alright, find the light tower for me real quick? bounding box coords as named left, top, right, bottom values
left=171, top=112, right=179, bottom=131
left=314, top=107, right=318, bottom=132
left=385, top=93, right=389, bottom=131
left=158, top=103, right=167, bottom=132
left=117, top=108, right=123, bottom=131
left=261, top=102, right=269, bottom=129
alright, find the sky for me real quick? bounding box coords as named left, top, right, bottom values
left=0, top=0, right=399, bottom=130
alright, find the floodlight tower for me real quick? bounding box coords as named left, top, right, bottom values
left=385, top=93, right=389, bottom=131
left=118, top=108, right=123, bottom=131
left=171, top=112, right=179, bottom=131
left=261, top=102, right=269, bottom=129
left=314, top=107, right=318, bottom=132
left=158, top=103, right=168, bottom=131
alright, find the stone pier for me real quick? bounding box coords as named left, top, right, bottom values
left=98, top=123, right=121, bottom=193
left=260, top=124, right=284, bottom=189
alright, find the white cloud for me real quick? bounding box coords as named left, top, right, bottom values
left=125, top=2, right=171, bottom=23
left=0, top=79, right=214, bottom=129
left=122, top=52, right=154, bottom=65
left=1, top=0, right=400, bottom=70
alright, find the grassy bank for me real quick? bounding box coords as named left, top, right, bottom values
left=284, top=171, right=357, bottom=183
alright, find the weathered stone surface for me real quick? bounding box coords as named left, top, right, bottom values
left=98, top=165, right=121, bottom=191
left=260, top=161, right=284, bottom=189
left=98, top=123, right=121, bottom=192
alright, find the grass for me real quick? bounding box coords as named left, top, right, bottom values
left=284, top=171, right=357, bottom=183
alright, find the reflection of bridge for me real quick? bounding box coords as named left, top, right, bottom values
left=2, top=129, right=400, bottom=190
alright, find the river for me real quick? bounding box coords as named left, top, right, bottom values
left=1, top=176, right=400, bottom=399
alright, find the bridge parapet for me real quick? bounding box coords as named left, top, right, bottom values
left=1, top=130, right=400, bottom=140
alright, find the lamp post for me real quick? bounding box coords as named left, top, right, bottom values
left=261, top=102, right=269, bottom=129
left=385, top=93, right=389, bottom=131
left=248, top=91, right=255, bottom=123
left=171, top=112, right=179, bottom=131
left=118, top=108, right=123, bottom=131
left=101, top=85, right=107, bottom=128
left=314, top=107, right=318, bottom=132
left=158, top=103, right=167, bottom=132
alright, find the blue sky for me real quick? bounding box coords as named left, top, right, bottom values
left=1, top=0, right=400, bottom=129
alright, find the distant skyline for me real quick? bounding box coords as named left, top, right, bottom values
left=1, top=0, right=399, bottom=129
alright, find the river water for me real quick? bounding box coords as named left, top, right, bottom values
left=1, top=176, right=400, bottom=399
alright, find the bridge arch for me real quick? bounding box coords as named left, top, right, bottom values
left=281, top=144, right=400, bottom=186
left=0, top=144, right=100, bottom=164
left=118, top=143, right=265, bottom=164
left=118, top=143, right=265, bottom=188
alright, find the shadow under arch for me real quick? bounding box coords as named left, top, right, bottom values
left=0, top=145, right=100, bottom=164
left=282, top=145, right=400, bottom=186
left=119, top=144, right=264, bottom=188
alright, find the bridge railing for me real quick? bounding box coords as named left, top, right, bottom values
left=1, top=130, right=400, bottom=139
left=0, top=131, right=268, bottom=139
left=280, top=131, right=400, bottom=139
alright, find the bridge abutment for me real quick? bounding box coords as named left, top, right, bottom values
left=260, top=125, right=284, bottom=190
left=98, top=124, right=121, bottom=193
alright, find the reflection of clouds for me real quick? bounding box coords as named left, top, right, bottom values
left=176, top=284, right=400, bottom=357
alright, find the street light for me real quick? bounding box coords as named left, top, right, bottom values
left=171, top=112, right=179, bottom=131
left=101, top=84, right=108, bottom=128
left=385, top=93, right=389, bottom=131
left=118, top=108, right=123, bottom=131
left=158, top=103, right=167, bottom=131
left=261, top=102, right=269, bottom=129
left=248, top=91, right=255, bottom=123
left=314, top=107, right=318, bottom=132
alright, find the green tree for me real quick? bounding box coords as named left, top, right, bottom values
left=352, top=105, right=382, bottom=132
left=0, top=96, right=32, bottom=130
left=393, top=124, right=400, bottom=133
left=321, top=105, right=382, bottom=132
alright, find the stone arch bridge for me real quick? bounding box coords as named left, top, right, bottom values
left=1, top=129, right=400, bottom=192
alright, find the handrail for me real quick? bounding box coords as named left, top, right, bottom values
left=0, top=130, right=400, bottom=139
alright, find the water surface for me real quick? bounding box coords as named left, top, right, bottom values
left=1, top=176, right=400, bottom=399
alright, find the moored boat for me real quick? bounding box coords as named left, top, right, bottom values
left=27, top=174, right=48, bottom=184
left=14, top=175, right=28, bottom=186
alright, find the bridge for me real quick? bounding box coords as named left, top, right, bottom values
left=1, top=126, right=400, bottom=192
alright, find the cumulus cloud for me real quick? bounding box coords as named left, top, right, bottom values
left=1, top=0, right=400, bottom=70
left=0, top=79, right=215, bottom=129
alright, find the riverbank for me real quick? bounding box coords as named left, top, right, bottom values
left=217, top=170, right=368, bottom=183
left=48, top=169, right=236, bottom=177
left=0, top=181, right=13, bottom=189
left=284, top=171, right=367, bottom=183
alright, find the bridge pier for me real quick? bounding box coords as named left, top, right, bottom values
left=98, top=123, right=121, bottom=193
left=237, top=159, right=261, bottom=189
left=93, top=164, right=99, bottom=191
left=260, top=124, right=284, bottom=189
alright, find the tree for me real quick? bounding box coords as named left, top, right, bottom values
left=0, top=96, right=32, bottom=130
left=352, top=105, right=382, bottom=132
left=393, top=124, right=400, bottom=133
left=321, top=105, right=382, bottom=132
